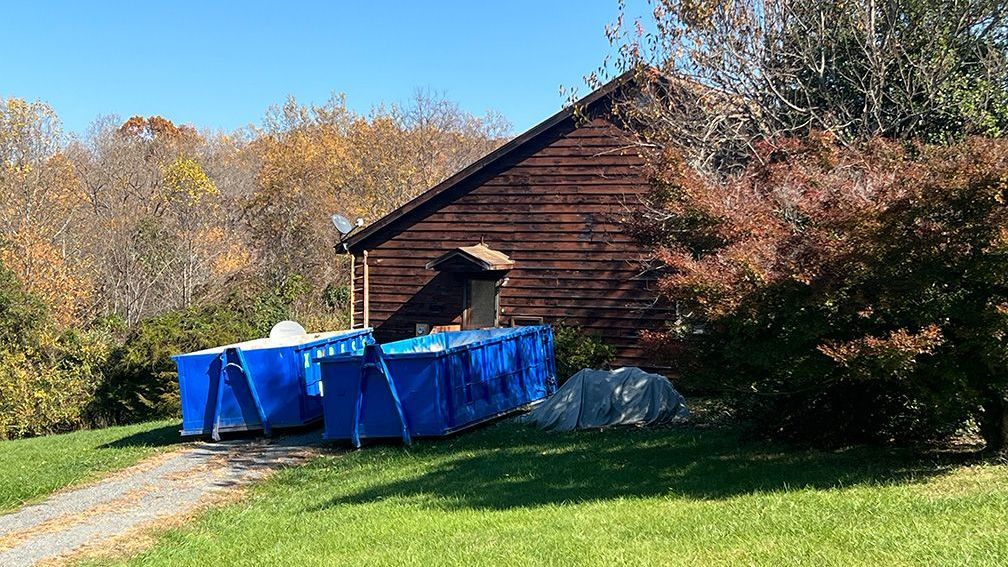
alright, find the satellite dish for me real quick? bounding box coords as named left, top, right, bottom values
left=330, top=213, right=354, bottom=236
left=269, top=320, right=307, bottom=339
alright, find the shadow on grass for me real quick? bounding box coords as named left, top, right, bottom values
left=315, top=423, right=981, bottom=510
left=100, top=423, right=182, bottom=449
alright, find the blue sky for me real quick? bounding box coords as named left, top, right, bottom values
left=0, top=1, right=633, bottom=137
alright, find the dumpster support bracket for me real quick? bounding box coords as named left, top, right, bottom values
left=352, top=345, right=412, bottom=448
left=211, top=347, right=272, bottom=441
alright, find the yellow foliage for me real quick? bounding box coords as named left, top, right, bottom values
left=163, top=157, right=217, bottom=203
left=0, top=334, right=110, bottom=439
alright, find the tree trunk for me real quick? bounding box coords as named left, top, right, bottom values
left=1000, top=403, right=1008, bottom=459
left=980, top=389, right=1008, bottom=458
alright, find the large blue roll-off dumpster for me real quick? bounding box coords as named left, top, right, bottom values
left=173, top=327, right=374, bottom=438
left=318, top=325, right=557, bottom=446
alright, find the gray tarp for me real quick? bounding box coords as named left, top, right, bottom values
left=521, top=367, right=689, bottom=432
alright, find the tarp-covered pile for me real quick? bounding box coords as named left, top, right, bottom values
left=521, top=367, right=689, bottom=432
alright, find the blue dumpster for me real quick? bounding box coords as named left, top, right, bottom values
left=173, top=328, right=374, bottom=438
left=318, top=325, right=556, bottom=446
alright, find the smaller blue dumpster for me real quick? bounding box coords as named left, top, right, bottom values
left=318, top=325, right=556, bottom=446
left=174, top=328, right=374, bottom=439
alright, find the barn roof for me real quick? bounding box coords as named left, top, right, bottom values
left=343, top=69, right=642, bottom=253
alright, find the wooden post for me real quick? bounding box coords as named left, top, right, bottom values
left=363, top=249, right=370, bottom=328
left=349, top=254, right=355, bottom=328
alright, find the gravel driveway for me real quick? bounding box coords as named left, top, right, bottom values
left=0, top=432, right=321, bottom=566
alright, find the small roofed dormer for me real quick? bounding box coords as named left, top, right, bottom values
left=425, top=243, right=514, bottom=272
left=426, top=244, right=513, bottom=330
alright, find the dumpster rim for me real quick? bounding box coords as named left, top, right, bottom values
left=314, top=325, right=551, bottom=365
left=171, top=327, right=374, bottom=361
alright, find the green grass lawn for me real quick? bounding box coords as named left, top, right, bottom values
left=0, top=420, right=181, bottom=512
left=89, top=422, right=1008, bottom=566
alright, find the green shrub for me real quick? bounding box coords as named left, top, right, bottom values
left=0, top=330, right=113, bottom=440
left=93, top=307, right=235, bottom=425
left=1, top=349, right=64, bottom=439
left=0, top=263, right=47, bottom=348
left=553, top=324, right=616, bottom=383
left=90, top=275, right=314, bottom=425
left=0, top=264, right=109, bottom=439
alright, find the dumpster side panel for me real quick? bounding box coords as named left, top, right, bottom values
left=320, top=355, right=446, bottom=440
left=442, top=350, right=477, bottom=430
left=319, top=356, right=363, bottom=441
left=356, top=368, right=403, bottom=439
left=319, top=326, right=556, bottom=443
left=439, top=326, right=554, bottom=434
left=381, top=357, right=444, bottom=436
left=176, top=353, right=218, bottom=436
left=241, top=347, right=302, bottom=427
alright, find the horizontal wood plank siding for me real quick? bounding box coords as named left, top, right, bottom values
left=352, top=117, right=667, bottom=369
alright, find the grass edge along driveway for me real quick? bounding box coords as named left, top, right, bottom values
left=0, top=420, right=180, bottom=512
left=87, top=422, right=1008, bottom=567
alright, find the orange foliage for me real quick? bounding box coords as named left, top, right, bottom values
left=1, top=230, right=92, bottom=327
left=118, top=115, right=199, bottom=143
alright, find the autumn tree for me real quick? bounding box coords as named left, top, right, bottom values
left=0, top=98, right=91, bottom=326
left=635, top=135, right=1008, bottom=452
left=591, top=1, right=1008, bottom=451
left=600, top=0, right=1008, bottom=170
left=248, top=91, right=508, bottom=322
left=71, top=116, right=245, bottom=325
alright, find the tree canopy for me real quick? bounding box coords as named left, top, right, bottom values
left=0, top=91, right=509, bottom=438
left=602, top=0, right=1008, bottom=169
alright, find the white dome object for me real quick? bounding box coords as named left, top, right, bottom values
left=269, top=320, right=307, bottom=340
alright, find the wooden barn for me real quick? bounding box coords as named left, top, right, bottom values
left=342, top=72, right=670, bottom=368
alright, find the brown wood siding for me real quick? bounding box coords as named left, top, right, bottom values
left=351, top=117, right=667, bottom=369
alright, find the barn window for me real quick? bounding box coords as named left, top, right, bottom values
left=464, top=278, right=499, bottom=329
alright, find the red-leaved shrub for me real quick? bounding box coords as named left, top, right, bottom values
left=637, top=135, right=1008, bottom=449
